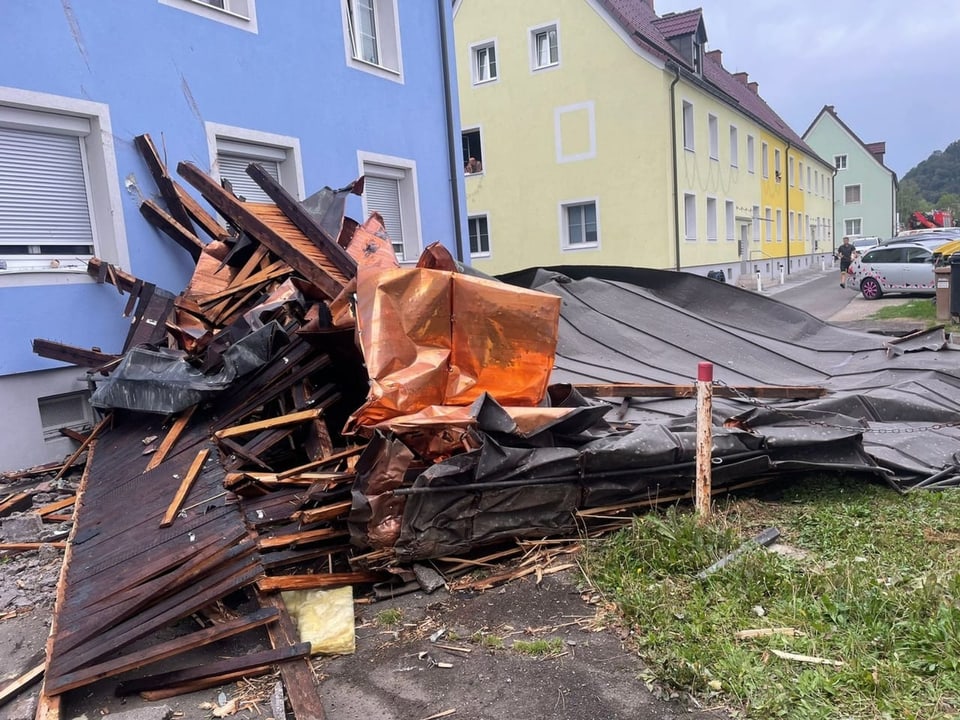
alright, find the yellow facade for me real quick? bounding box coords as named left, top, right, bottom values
left=455, top=0, right=834, bottom=279
left=455, top=0, right=675, bottom=275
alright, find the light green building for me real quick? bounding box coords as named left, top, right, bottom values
left=803, top=105, right=898, bottom=242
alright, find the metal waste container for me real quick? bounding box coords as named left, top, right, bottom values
left=935, top=266, right=952, bottom=321
left=952, top=255, right=960, bottom=318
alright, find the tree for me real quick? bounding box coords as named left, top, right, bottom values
left=897, top=179, right=926, bottom=222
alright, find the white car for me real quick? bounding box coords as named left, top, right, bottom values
left=849, top=242, right=935, bottom=300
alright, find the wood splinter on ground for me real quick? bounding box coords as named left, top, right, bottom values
left=767, top=648, right=844, bottom=667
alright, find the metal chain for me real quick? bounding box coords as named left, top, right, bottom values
left=712, top=379, right=960, bottom=435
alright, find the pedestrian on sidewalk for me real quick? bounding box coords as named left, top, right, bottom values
left=835, top=237, right=854, bottom=288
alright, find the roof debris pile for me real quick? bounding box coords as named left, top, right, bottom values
left=17, top=135, right=960, bottom=714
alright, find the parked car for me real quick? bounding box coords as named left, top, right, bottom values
left=851, top=236, right=881, bottom=253
left=848, top=242, right=936, bottom=300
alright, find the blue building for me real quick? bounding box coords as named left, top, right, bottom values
left=0, top=0, right=466, bottom=469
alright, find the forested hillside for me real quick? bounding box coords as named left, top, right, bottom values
left=899, top=140, right=960, bottom=221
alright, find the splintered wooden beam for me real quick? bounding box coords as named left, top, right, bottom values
left=54, top=413, right=112, bottom=482
left=174, top=183, right=231, bottom=243
left=178, top=161, right=343, bottom=299
left=259, top=592, right=327, bottom=720
left=144, top=405, right=197, bottom=473
left=31, top=339, right=119, bottom=369
left=0, top=543, right=67, bottom=553
left=0, top=491, right=34, bottom=518
left=215, top=409, right=323, bottom=440
left=140, top=199, right=204, bottom=261
left=35, top=497, right=76, bottom=518
left=291, top=500, right=352, bottom=525
left=86, top=258, right=137, bottom=293
left=159, top=448, right=210, bottom=528
left=134, top=133, right=197, bottom=237
left=573, top=383, right=826, bottom=399
left=257, top=527, right=347, bottom=551
left=246, top=162, right=358, bottom=279
left=0, top=662, right=44, bottom=706
left=257, top=571, right=382, bottom=593
left=115, top=642, right=311, bottom=697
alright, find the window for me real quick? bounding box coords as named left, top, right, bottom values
left=0, top=91, right=127, bottom=280
left=38, top=391, right=93, bottom=442
left=788, top=156, right=794, bottom=186
left=207, top=123, right=304, bottom=203
left=798, top=161, right=803, bottom=189
left=684, top=193, right=697, bottom=241
left=844, top=184, right=862, bottom=204
left=359, top=151, right=421, bottom=262
left=776, top=209, right=782, bottom=242
left=682, top=101, right=694, bottom=151
left=708, top=115, right=718, bottom=160
left=746, top=135, right=755, bottom=173
left=706, top=197, right=717, bottom=241
left=563, top=201, right=598, bottom=248
left=725, top=200, right=735, bottom=241
left=462, top=129, right=483, bottom=175
left=343, top=0, right=403, bottom=82
left=789, top=211, right=794, bottom=240
left=761, top=142, right=768, bottom=178
left=774, top=148, right=782, bottom=181
left=159, top=0, right=257, bottom=32
left=764, top=208, right=772, bottom=242
left=472, top=41, right=498, bottom=84
left=729, top=126, right=739, bottom=167
left=531, top=23, right=559, bottom=70
left=468, top=215, right=490, bottom=257
left=844, top=218, right=862, bottom=236
left=806, top=165, right=811, bottom=192
left=834, top=154, right=847, bottom=170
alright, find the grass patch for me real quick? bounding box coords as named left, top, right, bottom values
left=374, top=608, right=402, bottom=627
left=511, top=637, right=565, bottom=657
left=581, top=478, right=960, bottom=718
left=473, top=632, right=504, bottom=650
left=870, top=298, right=960, bottom=333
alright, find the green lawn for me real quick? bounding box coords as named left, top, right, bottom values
left=582, top=477, right=960, bottom=719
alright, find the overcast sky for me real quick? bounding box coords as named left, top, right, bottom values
left=654, top=0, right=960, bottom=178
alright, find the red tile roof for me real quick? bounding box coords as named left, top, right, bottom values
left=595, top=0, right=821, bottom=159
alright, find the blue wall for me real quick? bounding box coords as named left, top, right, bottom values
left=0, top=0, right=466, bottom=376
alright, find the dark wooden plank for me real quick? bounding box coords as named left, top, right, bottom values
left=175, top=183, right=231, bottom=242
left=159, top=448, right=210, bottom=528
left=144, top=406, right=197, bottom=473
left=124, top=283, right=176, bottom=351
left=134, top=133, right=197, bottom=237
left=86, top=258, right=137, bottom=293
left=53, top=414, right=112, bottom=482
left=246, top=162, right=357, bottom=279
left=258, top=571, right=381, bottom=593
left=259, top=592, right=327, bottom=720
left=178, top=161, right=344, bottom=299
left=32, top=339, right=119, bottom=368
left=44, top=608, right=279, bottom=695
left=140, top=199, right=203, bottom=261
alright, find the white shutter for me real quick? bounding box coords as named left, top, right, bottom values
left=0, top=126, right=94, bottom=254
left=216, top=154, right=280, bottom=203
left=364, top=173, right=404, bottom=258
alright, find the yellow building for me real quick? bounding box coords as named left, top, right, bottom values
left=454, top=0, right=833, bottom=284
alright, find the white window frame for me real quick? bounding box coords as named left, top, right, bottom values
left=761, top=142, right=768, bottom=178
left=805, top=164, right=811, bottom=192
left=789, top=211, right=795, bottom=240
left=752, top=205, right=760, bottom=243
left=468, top=214, right=490, bottom=258
left=357, top=150, right=422, bottom=263
left=0, top=87, right=128, bottom=286
left=39, top=390, right=94, bottom=442
left=707, top=114, right=718, bottom=160
left=774, top=148, right=782, bottom=181
left=725, top=200, right=736, bottom=241
left=206, top=122, right=304, bottom=202
left=729, top=125, right=739, bottom=168
left=844, top=218, right=862, bottom=236
left=471, top=39, right=499, bottom=85
left=682, top=100, right=694, bottom=152
left=764, top=207, right=772, bottom=242
left=746, top=135, right=755, bottom=173
left=462, top=126, right=484, bottom=176
left=530, top=22, right=560, bottom=71
left=706, top=196, right=718, bottom=241
left=835, top=154, right=848, bottom=170
left=159, top=0, right=257, bottom=33
left=684, top=193, right=697, bottom=241
left=560, top=198, right=599, bottom=250
left=788, top=156, right=794, bottom=186
left=342, top=0, right=404, bottom=84
left=844, top=184, right=862, bottom=205
left=776, top=209, right=783, bottom=242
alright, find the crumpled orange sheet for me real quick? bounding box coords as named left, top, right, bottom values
left=345, top=261, right=561, bottom=432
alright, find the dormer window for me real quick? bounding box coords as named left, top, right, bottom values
left=693, top=39, right=702, bottom=74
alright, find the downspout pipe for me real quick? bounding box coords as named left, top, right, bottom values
left=785, top=141, right=791, bottom=275
left=438, top=0, right=464, bottom=262
left=669, top=64, right=682, bottom=271
left=831, top=166, right=838, bottom=252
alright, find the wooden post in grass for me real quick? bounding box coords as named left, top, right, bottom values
left=695, top=361, right=713, bottom=518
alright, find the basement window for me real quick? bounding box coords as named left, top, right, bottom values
left=39, top=391, right=94, bottom=442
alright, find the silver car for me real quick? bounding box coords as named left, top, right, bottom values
left=849, top=242, right=935, bottom=300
